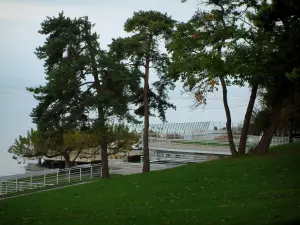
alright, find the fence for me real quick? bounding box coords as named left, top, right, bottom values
left=0, top=164, right=101, bottom=197
left=131, top=121, right=292, bottom=149
left=150, top=133, right=290, bottom=148
left=269, top=136, right=290, bottom=146
left=0, top=157, right=196, bottom=197
left=141, top=152, right=209, bottom=165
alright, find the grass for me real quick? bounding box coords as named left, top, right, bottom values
left=1, top=142, right=300, bottom=225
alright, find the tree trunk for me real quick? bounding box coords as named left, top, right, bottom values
left=143, top=56, right=150, bottom=173
left=38, top=157, right=42, bottom=166
left=93, top=104, right=110, bottom=178
left=84, top=24, right=109, bottom=178
left=63, top=153, right=71, bottom=168
left=255, top=123, right=276, bottom=154
left=94, top=98, right=109, bottom=178
left=219, top=77, right=237, bottom=156
left=100, top=135, right=109, bottom=178
left=238, top=84, right=258, bottom=155
left=98, top=106, right=109, bottom=179
left=255, top=104, right=282, bottom=154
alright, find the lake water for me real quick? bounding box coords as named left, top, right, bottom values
left=0, top=90, right=36, bottom=176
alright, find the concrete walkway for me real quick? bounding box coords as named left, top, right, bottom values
left=149, top=142, right=231, bottom=155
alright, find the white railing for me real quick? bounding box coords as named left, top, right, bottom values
left=163, top=135, right=290, bottom=147
left=140, top=153, right=208, bottom=165
left=0, top=163, right=101, bottom=196
left=269, top=136, right=289, bottom=146
left=143, top=129, right=292, bottom=148
left=0, top=159, right=194, bottom=197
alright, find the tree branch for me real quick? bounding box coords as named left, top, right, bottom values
left=79, top=81, right=96, bottom=87
left=72, top=148, right=83, bottom=163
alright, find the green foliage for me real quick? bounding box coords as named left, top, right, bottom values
left=12, top=2, right=300, bottom=161
left=166, top=2, right=251, bottom=105
left=124, top=10, right=175, bottom=38
left=107, top=124, right=140, bottom=155
left=8, top=129, right=42, bottom=163
left=28, top=12, right=92, bottom=140
left=172, top=0, right=300, bottom=154
left=251, top=0, right=300, bottom=104
left=250, top=108, right=270, bottom=134
left=167, top=0, right=283, bottom=104
left=25, top=12, right=144, bottom=171
left=8, top=128, right=99, bottom=164
left=30, top=12, right=140, bottom=130
left=286, top=67, right=300, bottom=81
left=109, top=10, right=176, bottom=121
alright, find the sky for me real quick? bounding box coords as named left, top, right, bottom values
left=0, top=0, right=251, bottom=168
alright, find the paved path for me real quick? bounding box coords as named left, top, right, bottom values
left=0, top=181, right=93, bottom=201
left=149, top=142, right=231, bottom=155
left=109, top=161, right=181, bottom=175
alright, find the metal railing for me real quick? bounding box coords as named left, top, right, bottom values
left=152, top=134, right=290, bottom=148
left=140, top=153, right=209, bottom=165
left=269, top=136, right=289, bottom=146
left=0, top=158, right=196, bottom=197
left=0, top=164, right=101, bottom=196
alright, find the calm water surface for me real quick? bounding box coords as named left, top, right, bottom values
left=0, top=90, right=36, bottom=176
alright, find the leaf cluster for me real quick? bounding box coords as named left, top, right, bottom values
left=109, top=10, right=177, bottom=122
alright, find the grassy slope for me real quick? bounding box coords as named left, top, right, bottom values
left=1, top=143, right=300, bottom=225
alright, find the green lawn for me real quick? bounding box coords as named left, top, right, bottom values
left=1, top=143, right=300, bottom=225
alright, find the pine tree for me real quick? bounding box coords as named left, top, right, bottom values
left=29, top=12, right=139, bottom=176
left=109, top=10, right=176, bottom=172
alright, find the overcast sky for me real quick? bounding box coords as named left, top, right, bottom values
left=0, top=0, right=251, bottom=132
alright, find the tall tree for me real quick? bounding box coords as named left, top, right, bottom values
left=179, top=0, right=300, bottom=154
left=167, top=1, right=262, bottom=156
left=250, top=0, right=300, bottom=153
left=29, top=12, right=139, bottom=176
left=28, top=13, right=91, bottom=167
left=226, top=29, right=271, bottom=154
left=109, top=10, right=176, bottom=172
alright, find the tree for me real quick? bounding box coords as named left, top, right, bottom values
left=61, top=131, right=99, bottom=167
left=8, top=129, right=98, bottom=167
left=109, top=10, right=176, bottom=172
left=176, top=0, right=300, bottom=155
left=29, top=12, right=140, bottom=176
left=250, top=0, right=300, bottom=153
left=251, top=94, right=300, bottom=140
left=167, top=0, right=263, bottom=156
left=8, top=129, right=44, bottom=164
left=107, top=124, right=140, bottom=156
